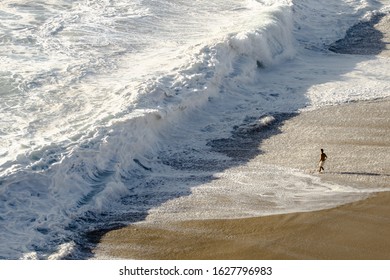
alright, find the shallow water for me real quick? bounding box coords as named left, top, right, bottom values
left=0, top=0, right=389, bottom=259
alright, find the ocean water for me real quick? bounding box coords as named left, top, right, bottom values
left=0, top=0, right=389, bottom=259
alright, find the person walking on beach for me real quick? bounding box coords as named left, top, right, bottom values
left=318, top=149, right=327, bottom=173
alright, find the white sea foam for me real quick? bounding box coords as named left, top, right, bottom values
left=0, top=0, right=389, bottom=259
left=144, top=163, right=384, bottom=223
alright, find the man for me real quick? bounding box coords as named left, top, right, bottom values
left=318, top=149, right=327, bottom=173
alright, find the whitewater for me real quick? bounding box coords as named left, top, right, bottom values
left=0, top=0, right=389, bottom=259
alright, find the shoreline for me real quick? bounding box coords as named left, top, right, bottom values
left=93, top=98, right=390, bottom=260
left=95, top=192, right=390, bottom=260
left=92, top=11, right=390, bottom=260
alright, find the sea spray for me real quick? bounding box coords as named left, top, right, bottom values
left=0, top=0, right=388, bottom=259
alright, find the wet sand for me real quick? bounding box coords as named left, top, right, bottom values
left=93, top=98, right=390, bottom=260
left=375, top=11, right=390, bottom=57
left=93, top=13, right=390, bottom=260
left=329, top=10, right=390, bottom=56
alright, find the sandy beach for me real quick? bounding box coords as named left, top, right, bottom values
left=92, top=13, right=390, bottom=260
left=93, top=98, right=390, bottom=260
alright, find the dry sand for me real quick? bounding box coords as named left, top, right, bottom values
left=93, top=98, right=390, bottom=260
left=93, top=13, right=390, bottom=260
